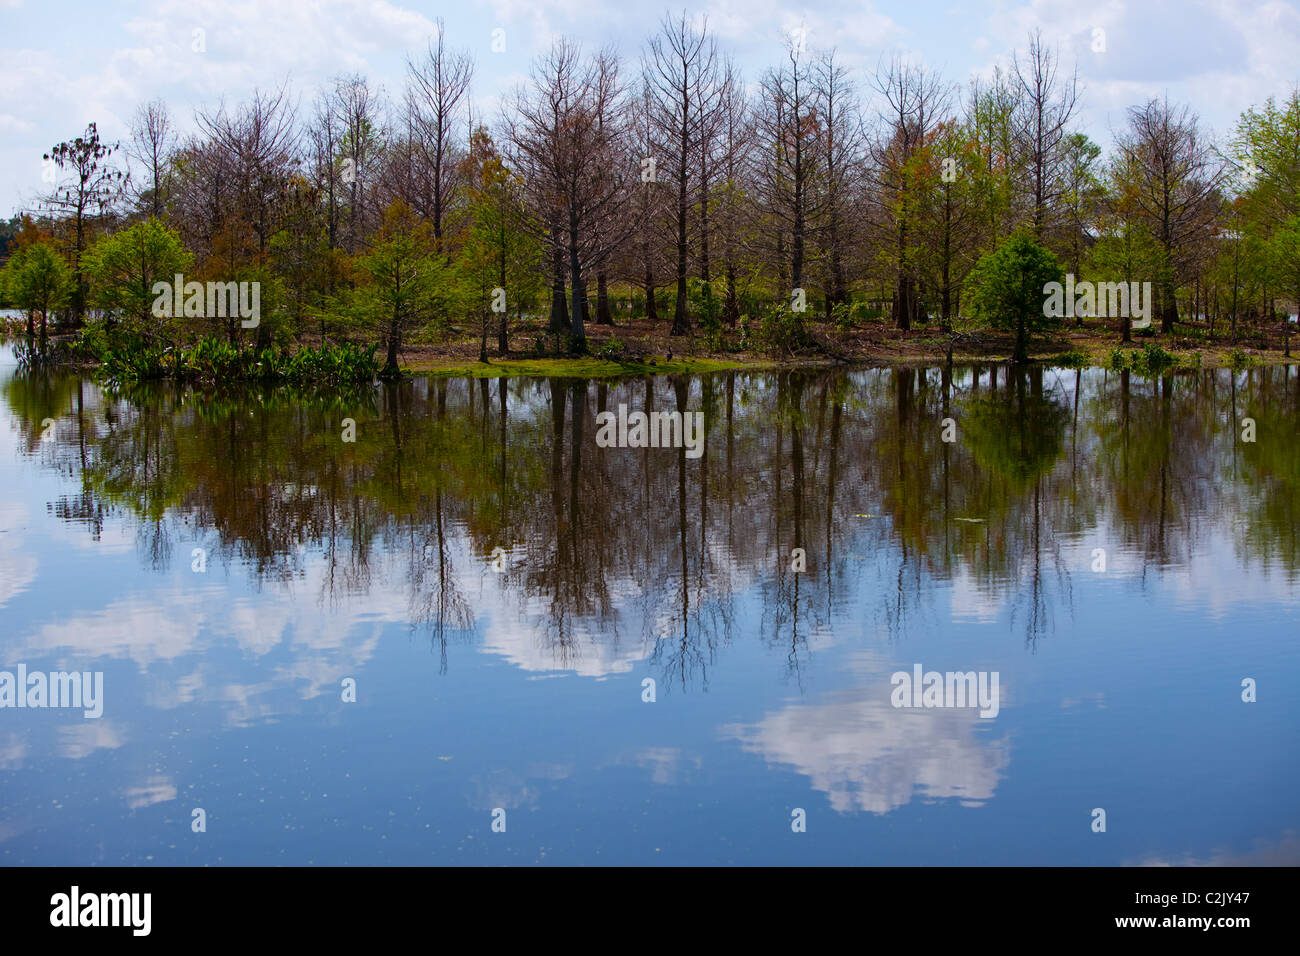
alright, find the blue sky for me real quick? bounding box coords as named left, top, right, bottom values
left=1, top=0, right=1297, bottom=217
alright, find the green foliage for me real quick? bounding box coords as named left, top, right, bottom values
left=1234, top=90, right=1300, bottom=224
left=86, top=333, right=378, bottom=387
left=82, top=219, right=191, bottom=330
left=1110, top=342, right=1180, bottom=375
left=960, top=383, right=1069, bottom=492
left=689, top=278, right=721, bottom=327
left=1084, top=215, right=1164, bottom=319
left=460, top=128, right=544, bottom=354
left=1052, top=349, right=1090, bottom=368
left=1, top=242, right=73, bottom=337
left=1268, top=214, right=1300, bottom=308
left=854, top=301, right=884, bottom=323
left=352, top=200, right=445, bottom=374
left=18, top=86, right=1300, bottom=379
left=752, top=303, right=810, bottom=356
left=1228, top=347, right=1255, bottom=369
left=1137, top=342, right=1175, bottom=373
left=965, top=230, right=1065, bottom=362
left=830, top=301, right=855, bottom=332
left=687, top=279, right=732, bottom=350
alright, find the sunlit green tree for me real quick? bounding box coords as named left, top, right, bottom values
left=965, top=229, right=1064, bottom=362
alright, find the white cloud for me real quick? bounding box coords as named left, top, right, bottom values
left=0, top=501, right=38, bottom=609
left=58, top=719, right=126, bottom=758
left=722, top=686, right=1011, bottom=814
left=124, top=774, right=177, bottom=808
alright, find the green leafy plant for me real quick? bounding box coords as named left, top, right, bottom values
left=965, top=230, right=1065, bottom=363
left=753, top=303, right=809, bottom=356
left=1052, top=349, right=1089, bottom=368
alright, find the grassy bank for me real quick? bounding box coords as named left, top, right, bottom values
left=399, top=313, right=1299, bottom=377
left=9, top=313, right=1295, bottom=386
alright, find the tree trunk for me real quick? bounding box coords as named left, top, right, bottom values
left=384, top=305, right=400, bottom=377
left=498, top=248, right=508, bottom=354
left=549, top=246, right=568, bottom=335
left=671, top=134, right=690, bottom=336
left=1159, top=276, right=1178, bottom=335
left=724, top=262, right=739, bottom=326
left=568, top=208, right=585, bottom=347
left=596, top=270, right=613, bottom=325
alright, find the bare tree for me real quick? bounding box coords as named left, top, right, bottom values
left=406, top=20, right=474, bottom=255
left=331, top=75, right=386, bottom=251
left=194, top=83, right=300, bottom=345
left=308, top=85, right=344, bottom=252
left=1011, top=30, right=1079, bottom=240
left=128, top=100, right=174, bottom=220
left=505, top=39, right=632, bottom=346
left=753, top=39, right=823, bottom=303
left=1115, top=97, right=1227, bottom=333
left=813, top=49, right=864, bottom=313
left=715, top=67, right=750, bottom=325
left=195, top=83, right=300, bottom=262
left=623, top=80, right=673, bottom=324
left=871, top=56, right=952, bottom=329
left=645, top=11, right=727, bottom=334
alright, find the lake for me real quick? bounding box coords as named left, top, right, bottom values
left=1, top=346, right=1296, bottom=865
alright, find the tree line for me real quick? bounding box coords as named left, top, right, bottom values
left=2, top=14, right=1299, bottom=376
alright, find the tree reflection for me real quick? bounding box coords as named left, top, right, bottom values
left=8, top=358, right=1298, bottom=685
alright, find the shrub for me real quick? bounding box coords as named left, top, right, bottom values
left=754, top=303, right=810, bottom=356
left=91, top=336, right=378, bottom=386
left=965, top=230, right=1065, bottom=363
left=597, top=339, right=627, bottom=360
left=831, top=301, right=855, bottom=332
left=1138, top=341, right=1175, bottom=373
left=1052, top=349, right=1089, bottom=369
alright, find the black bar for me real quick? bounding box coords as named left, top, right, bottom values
left=3, top=866, right=1290, bottom=940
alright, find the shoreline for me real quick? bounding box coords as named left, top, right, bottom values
left=402, top=321, right=1299, bottom=377
left=6, top=321, right=1296, bottom=383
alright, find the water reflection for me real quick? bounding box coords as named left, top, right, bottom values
left=2, top=353, right=1297, bottom=864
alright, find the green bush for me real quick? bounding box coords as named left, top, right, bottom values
left=596, top=339, right=627, bottom=360
left=965, top=230, right=1065, bottom=363
left=91, top=335, right=378, bottom=386
left=831, top=301, right=855, bottom=332
left=1137, top=341, right=1175, bottom=373
left=753, top=303, right=809, bottom=356
left=855, top=302, right=884, bottom=322
left=1052, top=349, right=1089, bottom=369
left=1108, top=342, right=1177, bottom=375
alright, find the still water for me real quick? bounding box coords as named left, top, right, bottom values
left=1, top=347, right=1297, bottom=865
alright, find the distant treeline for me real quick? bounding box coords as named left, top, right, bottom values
left=2, top=14, right=1299, bottom=375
